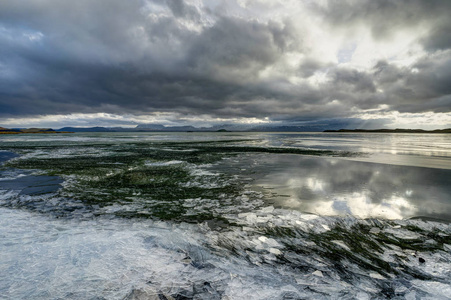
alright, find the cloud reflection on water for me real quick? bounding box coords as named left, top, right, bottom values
left=248, top=155, right=451, bottom=221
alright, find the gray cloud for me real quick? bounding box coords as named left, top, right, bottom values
left=371, top=52, right=451, bottom=113
left=0, top=0, right=450, bottom=127
left=330, top=67, right=376, bottom=93
left=421, top=20, right=451, bottom=51
left=187, top=17, right=293, bottom=81
left=165, top=0, right=200, bottom=20
left=297, top=59, right=330, bottom=78
left=316, top=0, right=451, bottom=42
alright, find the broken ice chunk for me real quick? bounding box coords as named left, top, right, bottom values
left=312, top=270, right=324, bottom=277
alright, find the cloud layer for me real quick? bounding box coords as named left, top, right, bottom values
left=0, top=0, right=450, bottom=128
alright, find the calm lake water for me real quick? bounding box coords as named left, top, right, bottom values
left=1, top=132, right=450, bottom=299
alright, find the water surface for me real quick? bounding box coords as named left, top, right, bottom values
left=0, top=132, right=450, bottom=299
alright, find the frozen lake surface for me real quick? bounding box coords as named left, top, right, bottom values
left=1, top=132, right=450, bottom=299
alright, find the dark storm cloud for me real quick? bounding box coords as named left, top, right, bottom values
left=421, top=20, right=451, bottom=51
left=187, top=17, right=293, bottom=79
left=0, top=0, right=303, bottom=119
left=329, top=68, right=376, bottom=93
left=297, top=60, right=330, bottom=78
left=165, top=0, right=200, bottom=20
left=0, top=0, right=450, bottom=126
left=372, top=52, right=451, bottom=113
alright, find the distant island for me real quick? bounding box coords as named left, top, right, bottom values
left=0, top=127, right=73, bottom=134
left=324, top=128, right=451, bottom=133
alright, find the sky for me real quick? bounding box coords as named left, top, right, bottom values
left=0, top=0, right=450, bottom=129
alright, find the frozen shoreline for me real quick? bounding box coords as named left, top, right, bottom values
left=1, top=133, right=450, bottom=299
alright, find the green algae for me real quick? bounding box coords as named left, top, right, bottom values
left=1, top=139, right=358, bottom=221
left=253, top=219, right=451, bottom=283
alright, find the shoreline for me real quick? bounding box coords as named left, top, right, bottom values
left=324, top=128, right=451, bottom=133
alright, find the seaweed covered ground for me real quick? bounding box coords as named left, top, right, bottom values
left=1, top=133, right=450, bottom=299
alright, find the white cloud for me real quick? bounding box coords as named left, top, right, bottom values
left=354, top=110, right=451, bottom=129
left=0, top=113, right=274, bottom=128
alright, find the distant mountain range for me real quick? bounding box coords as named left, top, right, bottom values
left=0, top=127, right=73, bottom=134
left=57, top=125, right=451, bottom=133
left=56, top=124, right=318, bottom=132
left=3, top=124, right=315, bottom=134
left=2, top=125, right=450, bottom=134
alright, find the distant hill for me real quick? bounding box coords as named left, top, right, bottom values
left=57, top=124, right=315, bottom=132
left=20, top=128, right=54, bottom=133
left=0, top=127, right=72, bottom=134
left=4, top=125, right=449, bottom=134
left=0, top=127, right=20, bottom=133
left=324, top=128, right=451, bottom=133
left=58, top=127, right=113, bottom=132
